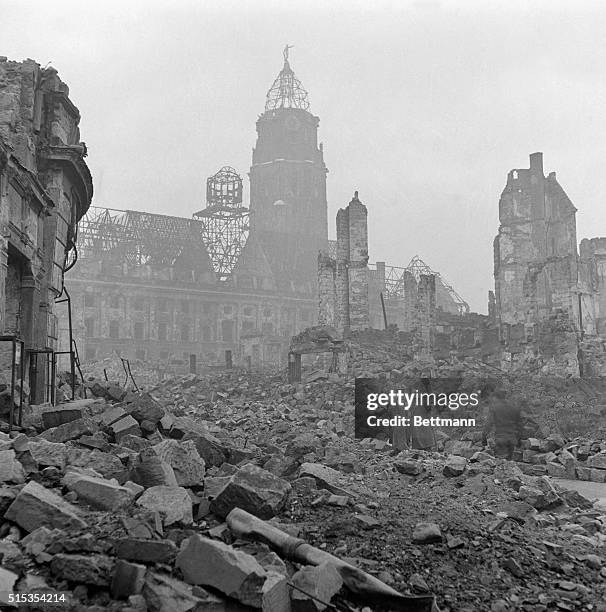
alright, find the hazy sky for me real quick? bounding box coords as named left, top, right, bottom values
left=3, top=0, right=606, bottom=312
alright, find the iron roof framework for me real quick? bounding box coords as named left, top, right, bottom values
left=77, top=168, right=250, bottom=281
left=77, top=206, right=211, bottom=267
left=380, top=255, right=470, bottom=315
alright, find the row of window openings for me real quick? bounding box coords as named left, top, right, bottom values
left=83, top=296, right=304, bottom=319
left=85, top=320, right=276, bottom=341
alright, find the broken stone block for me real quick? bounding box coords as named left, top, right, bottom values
left=590, top=468, right=606, bottom=483
left=63, top=472, right=134, bottom=511
left=169, top=416, right=207, bottom=439
left=140, top=419, right=156, bottom=435
left=327, top=495, right=348, bottom=506
left=526, top=438, right=543, bottom=451
left=21, top=525, right=57, bottom=557
left=136, top=486, right=193, bottom=525
left=131, top=448, right=178, bottom=488
left=50, top=553, right=114, bottom=586
left=5, top=481, right=86, bottom=532
left=0, top=487, right=17, bottom=515
left=515, top=462, right=547, bottom=476
left=443, top=455, right=467, bottom=477
left=11, top=433, right=29, bottom=453
left=449, top=440, right=475, bottom=459
left=39, top=418, right=94, bottom=443
left=118, top=434, right=152, bottom=452
left=0, top=566, right=18, bottom=606
left=77, top=434, right=111, bottom=452
left=158, top=413, right=175, bottom=433
left=560, top=489, right=594, bottom=510
left=182, top=431, right=230, bottom=467
left=298, top=463, right=351, bottom=496
left=101, top=406, right=128, bottom=427
left=142, top=572, right=209, bottom=611
left=113, top=538, right=178, bottom=564
left=470, top=451, right=494, bottom=463
left=292, top=477, right=317, bottom=494
left=290, top=561, right=343, bottom=611
left=353, top=514, right=381, bottom=529
left=66, top=448, right=128, bottom=483
left=153, top=439, right=206, bottom=487
left=107, top=385, right=127, bottom=402
left=558, top=448, right=577, bottom=478
left=112, top=415, right=142, bottom=442
left=412, top=522, right=442, bottom=544
left=394, top=458, right=423, bottom=476
left=0, top=449, right=26, bottom=483
left=210, top=463, right=291, bottom=519
left=176, top=534, right=266, bottom=607
left=42, top=406, right=83, bottom=429
left=518, top=485, right=550, bottom=509
left=263, top=573, right=290, bottom=612
left=123, top=481, right=145, bottom=498
left=588, top=451, right=606, bottom=470
left=545, top=433, right=565, bottom=451
left=547, top=462, right=566, bottom=478
left=111, top=559, right=146, bottom=599
left=28, top=439, right=68, bottom=470
left=204, top=476, right=231, bottom=499
left=229, top=446, right=259, bottom=465
left=127, top=394, right=165, bottom=424
left=576, top=466, right=592, bottom=481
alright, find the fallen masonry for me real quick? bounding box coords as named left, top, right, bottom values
left=0, top=336, right=605, bottom=611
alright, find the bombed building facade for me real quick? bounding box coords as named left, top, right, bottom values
left=0, top=57, right=92, bottom=404
left=61, top=49, right=327, bottom=369
left=43, top=47, right=606, bottom=379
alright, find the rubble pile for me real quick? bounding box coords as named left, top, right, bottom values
left=0, top=336, right=605, bottom=610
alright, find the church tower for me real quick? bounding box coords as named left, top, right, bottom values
left=249, top=46, right=328, bottom=294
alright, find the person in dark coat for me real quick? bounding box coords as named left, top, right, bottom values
left=484, top=387, right=522, bottom=459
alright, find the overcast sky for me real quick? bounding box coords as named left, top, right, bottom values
left=3, top=0, right=606, bottom=312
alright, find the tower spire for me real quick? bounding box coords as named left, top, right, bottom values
left=265, top=45, right=310, bottom=112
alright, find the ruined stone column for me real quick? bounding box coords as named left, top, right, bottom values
left=347, top=193, right=369, bottom=332
left=335, top=207, right=350, bottom=334
left=417, top=274, right=436, bottom=356
left=317, top=252, right=336, bottom=326
left=402, top=270, right=417, bottom=333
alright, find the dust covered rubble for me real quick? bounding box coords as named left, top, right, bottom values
left=0, top=350, right=604, bottom=611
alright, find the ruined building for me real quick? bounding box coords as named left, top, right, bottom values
left=0, top=58, right=92, bottom=403
left=62, top=48, right=327, bottom=369
left=318, top=192, right=369, bottom=334
left=494, top=152, right=606, bottom=375
left=318, top=192, right=487, bottom=361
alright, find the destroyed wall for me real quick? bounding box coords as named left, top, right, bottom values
left=317, top=192, right=369, bottom=335
left=494, top=152, right=580, bottom=374
left=578, top=237, right=606, bottom=337
left=0, top=57, right=92, bottom=402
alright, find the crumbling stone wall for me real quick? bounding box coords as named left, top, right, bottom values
left=493, top=152, right=581, bottom=374
left=578, top=237, right=606, bottom=336
left=317, top=192, right=370, bottom=335
left=0, top=57, right=92, bottom=402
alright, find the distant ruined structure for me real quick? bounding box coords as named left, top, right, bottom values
left=41, top=48, right=606, bottom=379
left=494, top=152, right=606, bottom=376
left=62, top=48, right=327, bottom=370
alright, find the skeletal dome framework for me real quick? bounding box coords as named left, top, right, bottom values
left=265, top=45, right=310, bottom=111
